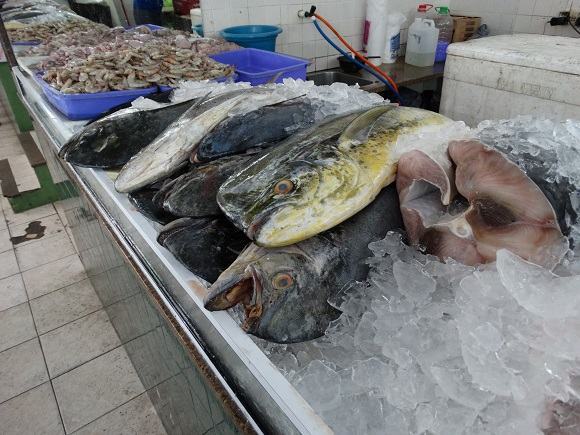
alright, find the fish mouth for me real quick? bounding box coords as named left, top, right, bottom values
left=204, top=266, right=264, bottom=333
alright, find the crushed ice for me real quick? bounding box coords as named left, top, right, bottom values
left=251, top=117, right=580, bottom=435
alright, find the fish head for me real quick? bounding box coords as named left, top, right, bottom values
left=62, top=123, right=120, bottom=160
left=204, top=241, right=341, bottom=343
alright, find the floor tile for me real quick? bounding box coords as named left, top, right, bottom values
left=8, top=214, right=65, bottom=248
left=30, top=279, right=102, bottom=334
left=15, top=232, right=75, bottom=272
left=0, top=209, right=6, bottom=231
left=0, top=382, right=64, bottom=435
left=3, top=203, right=55, bottom=227
left=52, top=346, right=145, bottom=433
left=0, top=339, right=48, bottom=403
left=0, top=228, right=11, bottom=253
left=0, top=250, right=19, bottom=280
left=9, top=154, right=40, bottom=193
left=22, top=254, right=87, bottom=300
left=0, top=274, right=27, bottom=311
left=74, top=392, right=166, bottom=435
left=41, top=310, right=121, bottom=378
left=0, top=303, right=36, bottom=353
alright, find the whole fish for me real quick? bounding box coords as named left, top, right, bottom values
left=115, top=87, right=302, bottom=193
left=218, top=106, right=452, bottom=247
left=205, top=185, right=404, bottom=343
left=157, top=217, right=249, bottom=283
left=194, top=97, right=317, bottom=162
left=156, top=153, right=260, bottom=218
left=59, top=97, right=196, bottom=168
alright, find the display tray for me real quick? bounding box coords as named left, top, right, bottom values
left=12, top=66, right=331, bottom=435
left=34, top=72, right=158, bottom=120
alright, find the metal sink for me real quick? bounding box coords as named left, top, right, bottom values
left=306, top=71, right=374, bottom=87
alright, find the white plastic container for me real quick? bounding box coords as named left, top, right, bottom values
left=440, top=35, right=580, bottom=126
left=190, top=8, right=202, bottom=26
left=434, top=6, right=453, bottom=62
left=405, top=18, right=439, bottom=67
left=381, top=13, right=406, bottom=64
left=363, top=0, right=388, bottom=65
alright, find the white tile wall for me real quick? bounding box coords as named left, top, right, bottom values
left=200, top=0, right=579, bottom=73
left=452, top=0, right=580, bottom=38
left=200, top=0, right=450, bottom=71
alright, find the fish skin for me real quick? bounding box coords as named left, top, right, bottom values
left=157, top=217, right=249, bottom=283
left=205, top=185, right=404, bottom=344
left=114, top=89, right=253, bottom=193
left=158, top=153, right=261, bottom=218
left=128, top=187, right=177, bottom=225
left=217, top=106, right=452, bottom=248
left=194, top=97, right=317, bottom=162
left=59, top=98, right=196, bottom=168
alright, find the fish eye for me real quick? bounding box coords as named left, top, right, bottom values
left=273, top=179, right=294, bottom=195
left=272, top=272, right=294, bottom=290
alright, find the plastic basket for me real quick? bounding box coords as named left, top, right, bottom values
left=36, top=74, right=157, bottom=120
left=209, top=48, right=308, bottom=86
left=220, top=25, right=282, bottom=52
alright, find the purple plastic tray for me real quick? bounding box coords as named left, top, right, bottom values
left=209, top=48, right=309, bottom=86
left=12, top=40, right=41, bottom=46
left=35, top=73, right=157, bottom=120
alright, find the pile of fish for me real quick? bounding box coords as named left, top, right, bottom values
left=60, top=75, right=580, bottom=431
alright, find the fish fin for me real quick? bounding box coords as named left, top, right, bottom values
left=338, top=105, right=394, bottom=150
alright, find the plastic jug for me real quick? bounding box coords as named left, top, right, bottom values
left=381, top=12, right=406, bottom=63
left=405, top=18, right=439, bottom=67
left=434, top=6, right=453, bottom=62
left=415, top=3, right=434, bottom=20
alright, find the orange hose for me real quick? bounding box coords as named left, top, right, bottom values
left=313, top=13, right=399, bottom=94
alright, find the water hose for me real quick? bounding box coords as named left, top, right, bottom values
left=312, top=19, right=400, bottom=101
left=311, top=11, right=400, bottom=97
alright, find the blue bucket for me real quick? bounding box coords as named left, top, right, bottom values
left=220, top=25, right=282, bottom=52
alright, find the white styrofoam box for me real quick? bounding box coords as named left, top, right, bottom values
left=440, top=34, right=580, bottom=126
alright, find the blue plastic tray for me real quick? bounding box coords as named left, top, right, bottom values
left=209, top=48, right=309, bottom=86
left=36, top=74, right=157, bottom=120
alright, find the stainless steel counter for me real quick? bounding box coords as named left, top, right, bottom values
left=11, top=66, right=332, bottom=435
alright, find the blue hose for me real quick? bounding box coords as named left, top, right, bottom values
left=312, top=19, right=401, bottom=101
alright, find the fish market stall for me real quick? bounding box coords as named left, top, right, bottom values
left=4, top=3, right=580, bottom=433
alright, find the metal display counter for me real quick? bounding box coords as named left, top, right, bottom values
left=11, top=67, right=332, bottom=435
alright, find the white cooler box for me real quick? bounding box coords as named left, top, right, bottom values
left=440, top=34, right=580, bottom=126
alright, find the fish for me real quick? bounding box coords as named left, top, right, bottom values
left=194, top=97, right=317, bottom=162
left=397, top=139, right=568, bottom=268
left=128, top=187, right=177, bottom=225
left=157, top=217, right=249, bottom=283
left=204, top=185, right=404, bottom=343
left=156, top=153, right=261, bottom=218
left=59, top=97, right=197, bottom=169
left=115, top=87, right=302, bottom=193
left=217, top=105, right=452, bottom=248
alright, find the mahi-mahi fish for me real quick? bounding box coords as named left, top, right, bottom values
left=59, top=97, right=197, bottom=168
left=217, top=106, right=452, bottom=248
left=194, top=97, right=318, bottom=162
left=115, top=87, right=306, bottom=193
left=155, top=153, right=261, bottom=218
left=157, top=217, right=249, bottom=282
left=205, top=185, right=404, bottom=343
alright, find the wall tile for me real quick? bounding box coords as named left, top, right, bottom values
left=517, top=0, right=537, bottom=15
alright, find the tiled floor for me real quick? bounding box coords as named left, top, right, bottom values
left=0, top=104, right=40, bottom=193
left=0, top=116, right=166, bottom=434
